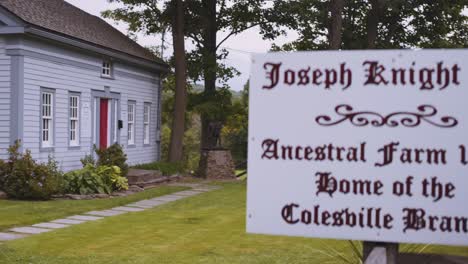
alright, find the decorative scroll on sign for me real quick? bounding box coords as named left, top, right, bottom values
left=315, top=104, right=458, bottom=128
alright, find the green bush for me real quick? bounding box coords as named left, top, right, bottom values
left=1, top=141, right=63, bottom=200
left=96, top=165, right=129, bottom=191
left=133, top=162, right=185, bottom=176
left=80, top=154, right=96, bottom=167
left=63, top=164, right=128, bottom=195
left=95, top=144, right=129, bottom=177
left=0, top=159, right=6, bottom=188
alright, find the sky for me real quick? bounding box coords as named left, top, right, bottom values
left=65, top=0, right=296, bottom=91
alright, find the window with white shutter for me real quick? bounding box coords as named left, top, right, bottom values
left=69, top=94, right=80, bottom=146
left=41, top=91, right=54, bottom=148
left=144, top=104, right=151, bottom=145
left=127, top=102, right=135, bottom=145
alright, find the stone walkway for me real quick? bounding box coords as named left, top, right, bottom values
left=0, top=183, right=220, bottom=242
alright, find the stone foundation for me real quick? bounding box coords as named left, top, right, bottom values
left=198, top=149, right=235, bottom=179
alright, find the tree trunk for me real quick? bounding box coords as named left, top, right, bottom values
left=367, top=0, right=383, bottom=49
left=168, top=0, right=187, bottom=162
left=200, top=0, right=218, bottom=150
left=329, top=0, right=344, bottom=49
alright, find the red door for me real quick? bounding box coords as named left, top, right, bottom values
left=99, top=99, right=109, bottom=149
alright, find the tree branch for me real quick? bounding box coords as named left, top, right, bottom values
left=216, top=23, right=261, bottom=50
left=188, top=32, right=204, bottom=49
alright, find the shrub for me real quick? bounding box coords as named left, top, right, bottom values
left=95, top=144, right=129, bottom=177
left=1, top=141, right=63, bottom=200
left=133, top=162, right=185, bottom=176
left=96, top=165, right=129, bottom=191
left=0, top=159, right=6, bottom=189
left=80, top=154, right=96, bottom=167
left=63, top=164, right=128, bottom=195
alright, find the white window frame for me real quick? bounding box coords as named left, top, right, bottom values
left=69, top=93, right=80, bottom=147
left=143, top=103, right=151, bottom=145
left=127, top=102, right=136, bottom=145
left=41, top=90, right=54, bottom=148
left=102, top=61, right=112, bottom=77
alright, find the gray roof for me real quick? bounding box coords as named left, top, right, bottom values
left=0, top=0, right=163, bottom=64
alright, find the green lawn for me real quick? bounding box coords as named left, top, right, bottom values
left=0, top=185, right=188, bottom=230
left=0, top=182, right=466, bottom=264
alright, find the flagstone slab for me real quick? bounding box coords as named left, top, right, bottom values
left=112, top=206, right=145, bottom=212
left=145, top=199, right=172, bottom=204
left=32, top=223, right=69, bottom=229
left=145, top=199, right=175, bottom=204
left=10, top=227, right=52, bottom=234
left=191, top=187, right=220, bottom=192
left=173, top=190, right=204, bottom=196
left=126, top=203, right=154, bottom=209
left=51, top=219, right=85, bottom=225
left=129, top=200, right=167, bottom=207
left=169, top=183, right=202, bottom=188
left=85, top=210, right=127, bottom=217
left=67, top=215, right=103, bottom=221
left=151, top=195, right=185, bottom=202
left=0, top=232, right=28, bottom=241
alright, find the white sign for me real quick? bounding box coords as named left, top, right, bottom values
left=247, top=50, right=468, bottom=246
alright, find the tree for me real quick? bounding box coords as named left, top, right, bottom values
left=269, top=0, right=468, bottom=51
left=222, top=82, right=249, bottom=168
left=329, top=0, right=344, bottom=49
left=366, top=0, right=383, bottom=48
left=182, top=0, right=274, bottom=150
left=104, top=0, right=273, bottom=148
left=168, top=0, right=188, bottom=162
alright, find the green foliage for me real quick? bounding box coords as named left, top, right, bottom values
left=95, top=144, right=129, bottom=177
left=133, top=162, right=185, bottom=176
left=80, top=154, right=96, bottom=167
left=160, top=121, right=200, bottom=172
left=222, top=83, right=249, bottom=168
left=63, top=164, right=128, bottom=195
left=161, top=74, right=196, bottom=128
left=268, top=0, right=468, bottom=51
left=0, top=159, right=6, bottom=188
left=63, top=165, right=110, bottom=195
left=160, top=74, right=201, bottom=171
left=96, top=165, right=129, bottom=192
left=103, top=1, right=267, bottom=154
left=1, top=141, right=63, bottom=200
left=181, top=120, right=201, bottom=171
left=103, top=0, right=268, bottom=86
left=189, top=87, right=233, bottom=123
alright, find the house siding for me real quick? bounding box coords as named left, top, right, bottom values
left=0, top=37, right=10, bottom=159
left=13, top=36, right=161, bottom=171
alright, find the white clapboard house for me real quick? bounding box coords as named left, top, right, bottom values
left=0, top=0, right=168, bottom=171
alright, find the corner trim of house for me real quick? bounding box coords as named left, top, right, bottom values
left=9, top=54, right=24, bottom=145
left=156, top=77, right=163, bottom=161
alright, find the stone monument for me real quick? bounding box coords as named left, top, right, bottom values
left=197, top=122, right=236, bottom=179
